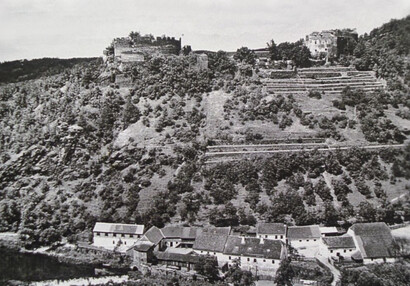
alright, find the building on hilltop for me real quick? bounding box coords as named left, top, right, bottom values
left=304, top=30, right=338, bottom=58
left=103, top=33, right=182, bottom=65
left=93, top=222, right=144, bottom=252
left=304, top=29, right=358, bottom=58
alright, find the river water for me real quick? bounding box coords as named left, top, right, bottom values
left=0, top=247, right=96, bottom=284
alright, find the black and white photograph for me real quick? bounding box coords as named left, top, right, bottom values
left=0, top=1, right=409, bottom=285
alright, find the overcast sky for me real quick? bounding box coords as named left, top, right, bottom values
left=0, top=0, right=409, bottom=61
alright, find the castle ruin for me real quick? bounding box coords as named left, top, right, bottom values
left=103, top=33, right=182, bottom=64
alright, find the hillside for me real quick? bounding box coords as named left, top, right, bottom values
left=0, top=18, right=409, bottom=248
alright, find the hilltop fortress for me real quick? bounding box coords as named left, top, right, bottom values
left=103, top=32, right=182, bottom=64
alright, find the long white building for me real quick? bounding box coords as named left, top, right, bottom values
left=93, top=222, right=144, bottom=252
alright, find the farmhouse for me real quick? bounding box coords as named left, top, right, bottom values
left=154, top=248, right=203, bottom=271
left=223, top=236, right=286, bottom=276
left=320, top=226, right=341, bottom=237
left=160, top=226, right=202, bottom=249
left=127, top=226, right=164, bottom=268
left=347, top=222, right=397, bottom=264
left=288, top=225, right=321, bottom=248
left=93, top=222, right=144, bottom=252
left=193, top=232, right=230, bottom=266
left=321, top=235, right=356, bottom=259
left=256, top=223, right=287, bottom=242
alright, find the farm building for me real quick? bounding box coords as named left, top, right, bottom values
left=93, top=222, right=144, bottom=252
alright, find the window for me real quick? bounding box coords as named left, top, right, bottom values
left=96, top=232, right=100, bottom=236
left=330, top=250, right=333, bottom=253
left=272, top=260, right=275, bottom=264
left=265, top=235, right=268, bottom=238
left=299, top=240, right=302, bottom=242
left=214, top=252, right=216, bottom=255
left=229, top=256, right=231, bottom=260
left=280, top=235, right=283, bottom=239
left=113, top=234, right=117, bottom=237
left=307, top=240, right=309, bottom=242
left=350, top=249, right=353, bottom=252
left=263, top=259, right=266, bottom=262
left=124, top=241, right=127, bottom=245
left=121, top=234, right=125, bottom=238
left=201, top=251, right=203, bottom=254
left=254, top=259, right=257, bottom=263
left=247, top=258, right=250, bottom=262
left=344, top=250, right=346, bottom=253
left=314, top=239, right=317, bottom=241
left=130, top=235, right=134, bottom=238
left=113, top=241, right=115, bottom=244
left=105, top=233, right=108, bottom=237
left=275, top=235, right=278, bottom=239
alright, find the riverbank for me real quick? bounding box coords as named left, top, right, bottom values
left=29, top=275, right=130, bottom=286
left=0, top=233, right=131, bottom=271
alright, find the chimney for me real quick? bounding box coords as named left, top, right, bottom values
left=241, top=237, right=246, bottom=245
left=260, top=237, right=264, bottom=244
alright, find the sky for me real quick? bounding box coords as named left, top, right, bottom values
left=0, top=0, right=409, bottom=61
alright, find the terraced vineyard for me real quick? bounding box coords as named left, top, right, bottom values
left=262, top=67, right=384, bottom=96
left=204, top=142, right=405, bottom=164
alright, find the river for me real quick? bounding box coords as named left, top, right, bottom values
left=0, top=247, right=97, bottom=285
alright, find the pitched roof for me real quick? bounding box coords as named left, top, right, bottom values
left=350, top=223, right=396, bottom=259
left=144, top=226, right=164, bottom=245
left=154, top=250, right=202, bottom=264
left=356, top=235, right=396, bottom=259
left=202, top=227, right=231, bottom=236
left=287, top=225, right=321, bottom=240
left=133, top=242, right=154, bottom=252
left=350, top=222, right=391, bottom=237
left=193, top=233, right=229, bottom=253
left=161, top=226, right=202, bottom=239
left=223, top=236, right=284, bottom=260
left=319, top=227, right=339, bottom=235
left=93, top=222, right=144, bottom=235
left=323, top=236, right=355, bottom=249
left=257, top=223, right=286, bottom=235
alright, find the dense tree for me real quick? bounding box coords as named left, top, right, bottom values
left=195, top=256, right=220, bottom=283
left=274, top=258, right=294, bottom=286
left=267, top=40, right=279, bottom=61
left=225, top=260, right=255, bottom=286
left=122, top=96, right=141, bottom=128
left=234, top=47, right=256, bottom=65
